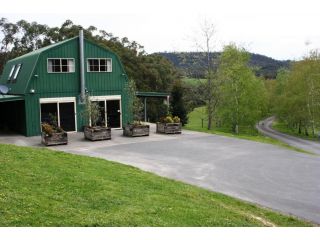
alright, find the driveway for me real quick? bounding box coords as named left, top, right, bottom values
left=257, top=117, right=320, bottom=155
left=1, top=125, right=320, bottom=224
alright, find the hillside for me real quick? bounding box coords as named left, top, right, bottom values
left=0, top=144, right=312, bottom=226
left=156, top=52, right=290, bottom=79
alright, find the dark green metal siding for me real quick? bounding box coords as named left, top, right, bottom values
left=19, top=37, right=130, bottom=136
left=84, top=41, right=127, bottom=93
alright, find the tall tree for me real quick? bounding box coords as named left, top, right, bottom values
left=170, top=80, right=188, bottom=125
left=217, top=44, right=267, bottom=134
left=273, top=50, right=320, bottom=136
left=194, top=20, right=220, bottom=130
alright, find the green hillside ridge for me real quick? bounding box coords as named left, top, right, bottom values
left=156, top=52, right=290, bottom=79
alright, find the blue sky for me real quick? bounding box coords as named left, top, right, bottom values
left=1, top=0, right=320, bottom=60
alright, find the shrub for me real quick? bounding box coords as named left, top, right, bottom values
left=41, top=123, right=54, bottom=136
left=160, top=116, right=174, bottom=123
left=173, top=116, right=180, bottom=123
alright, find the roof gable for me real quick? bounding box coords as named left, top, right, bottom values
left=0, top=37, right=77, bottom=94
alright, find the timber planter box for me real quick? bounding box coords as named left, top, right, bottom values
left=156, top=122, right=182, bottom=134
left=41, top=132, right=68, bottom=146
left=123, top=124, right=150, bottom=137
left=84, top=126, right=111, bottom=141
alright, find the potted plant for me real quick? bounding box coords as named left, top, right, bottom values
left=123, top=79, right=150, bottom=137
left=81, top=94, right=111, bottom=141
left=156, top=115, right=182, bottom=134
left=41, top=115, right=68, bottom=146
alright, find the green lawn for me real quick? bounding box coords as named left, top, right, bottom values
left=182, top=77, right=206, bottom=86
left=272, top=121, right=319, bottom=142
left=184, top=107, right=310, bottom=153
left=0, top=144, right=313, bottom=226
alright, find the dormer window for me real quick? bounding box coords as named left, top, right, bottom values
left=47, top=58, right=75, bottom=73
left=8, top=66, right=15, bottom=80
left=7, top=64, right=22, bottom=83
left=87, top=58, right=112, bottom=72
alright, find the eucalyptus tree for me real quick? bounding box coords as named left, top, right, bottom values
left=217, top=44, right=267, bottom=134
left=276, top=51, right=320, bottom=136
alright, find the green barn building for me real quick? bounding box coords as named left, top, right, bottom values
left=0, top=31, right=130, bottom=136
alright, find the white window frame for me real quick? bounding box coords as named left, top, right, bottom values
left=87, top=58, right=112, bottom=72
left=89, top=95, right=122, bottom=129
left=47, top=58, right=75, bottom=73
left=8, top=65, right=16, bottom=80
left=39, top=97, right=77, bottom=132
left=12, top=64, right=21, bottom=80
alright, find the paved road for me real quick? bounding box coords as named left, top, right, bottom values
left=257, top=117, right=320, bottom=155
left=1, top=126, right=320, bottom=224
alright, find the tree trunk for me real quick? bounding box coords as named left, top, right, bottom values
left=298, top=121, right=301, bottom=134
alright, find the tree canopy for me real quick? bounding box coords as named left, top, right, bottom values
left=216, top=45, right=267, bottom=133
left=272, top=51, right=320, bottom=136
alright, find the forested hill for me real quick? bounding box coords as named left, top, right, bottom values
left=156, top=52, right=290, bottom=79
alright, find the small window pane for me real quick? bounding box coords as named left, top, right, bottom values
left=51, top=59, right=61, bottom=72
left=100, top=59, right=106, bottom=65
left=61, top=59, right=68, bottom=65
left=48, top=60, right=53, bottom=72
left=8, top=65, right=16, bottom=80
left=92, top=59, right=99, bottom=66
left=89, top=65, right=95, bottom=72
left=13, top=64, right=21, bottom=80
left=68, top=59, right=75, bottom=72
left=88, top=59, right=100, bottom=72
left=100, top=65, right=107, bottom=71
left=53, top=59, right=60, bottom=66
left=107, top=59, right=112, bottom=72
left=53, top=64, right=61, bottom=72
left=61, top=65, right=68, bottom=72
left=93, top=65, right=99, bottom=71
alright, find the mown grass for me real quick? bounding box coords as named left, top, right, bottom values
left=184, top=107, right=310, bottom=153
left=272, top=121, right=320, bottom=142
left=0, top=144, right=313, bottom=226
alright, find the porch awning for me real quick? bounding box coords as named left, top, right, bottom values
left=135, top=91, right=170, bottom=98
left=0, top=95, right=24, bottom=103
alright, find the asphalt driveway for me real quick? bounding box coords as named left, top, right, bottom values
left=257, top=117, right=320, bottom=155
left=1, top=126, right=320, bottom=223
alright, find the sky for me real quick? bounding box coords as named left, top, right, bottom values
left=1, top=0, right=320, bottom=60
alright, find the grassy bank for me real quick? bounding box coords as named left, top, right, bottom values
left=0, top=144, right=312, bottom=226
left=184, top=107, right=309, bottom=152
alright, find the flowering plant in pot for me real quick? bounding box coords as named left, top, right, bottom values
left=81, top=94, right=111, bottom=141
left=123, top=79, right=149, bottom=137
left=41, top=114, right=68, bottom=146
left=156, top=115, right=182, bottom=134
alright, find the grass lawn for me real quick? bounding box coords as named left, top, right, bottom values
left=0, top=144, right=313, bottom=226
left=184, top=107, right=310, bottom=153
left=272, top=121, right=319, bottom=142
left=182, top=77, right=206, bottom=86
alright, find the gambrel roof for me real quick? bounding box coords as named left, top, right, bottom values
left=0, top=37, right=77, bottom=95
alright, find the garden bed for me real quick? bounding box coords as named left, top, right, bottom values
left=123, top=124, right=149, bottom=137
left=84, top=126, right=111, bottom=141
left=156, top=122, right=182, bottom=134
left=41, top=132, right=68, bottom=146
